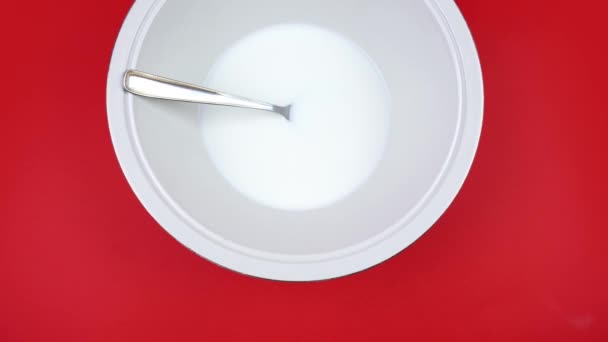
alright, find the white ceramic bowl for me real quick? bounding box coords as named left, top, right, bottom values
left=107, top=0, right=483, bottom=281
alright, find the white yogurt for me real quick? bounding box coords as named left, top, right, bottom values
left=200, top=24, right=391, bottom=211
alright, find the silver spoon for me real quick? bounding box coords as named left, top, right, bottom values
left=123, top=70, right=291, bottom=120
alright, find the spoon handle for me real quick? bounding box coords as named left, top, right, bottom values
left=123, top=70, right=288, bottom=117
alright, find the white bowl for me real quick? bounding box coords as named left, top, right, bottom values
left=106, top=0, right=483, bottom=281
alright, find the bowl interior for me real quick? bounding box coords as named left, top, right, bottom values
left=129, top=0, right=461, bottom=256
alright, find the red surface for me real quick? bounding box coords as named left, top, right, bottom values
left=1, top=1, right=607, bottom=341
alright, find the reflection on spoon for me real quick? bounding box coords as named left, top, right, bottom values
left=123, top=70, right=291, bottom=120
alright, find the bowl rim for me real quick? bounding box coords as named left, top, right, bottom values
left=106, top=0, right=484, bottom=281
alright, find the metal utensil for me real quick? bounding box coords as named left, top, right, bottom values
left=123, top=70, right=291, bottom=120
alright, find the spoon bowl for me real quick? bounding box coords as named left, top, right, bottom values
left=106, top=0, right=483, bottom=281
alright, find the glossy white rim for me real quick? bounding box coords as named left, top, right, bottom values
left=107, top=0, right=483, bottom=281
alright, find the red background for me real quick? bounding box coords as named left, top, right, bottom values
left=1, top=1, right=607, bottom=341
